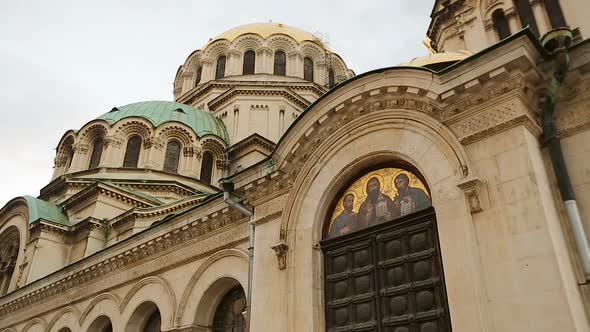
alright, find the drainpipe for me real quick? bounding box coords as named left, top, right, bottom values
left=220, top=179, right=256, bottom=328
left=541, top=28, right=590, bottom=281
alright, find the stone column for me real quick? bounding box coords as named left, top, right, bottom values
left=142, top=137, right=164, bottom=170
left=181, top=71, right=195, bottom=93
left=505, top=7, right=520, bottom=35
left=227, top=50, right=242, bottom=76
left=530, top=0, right=551, bottom=35
left=287, top=51, right=303, bottom=78
left=200, top=59, right=214, bottom=82
left=256, top=47, right=272, bottom=74
left=100, top=136, right=122, bottom=168
left=68, top=143, right=89, bottom=173
left=182, top=146, right=200, bottom=178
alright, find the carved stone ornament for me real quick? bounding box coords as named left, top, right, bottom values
left=457, top=177, right=484, bottom=214
left=271, top=242, right=288, bottom=270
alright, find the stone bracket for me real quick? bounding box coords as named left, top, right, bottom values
left=457, top=177, right=485, bottom=214
left=271, top=242, right=288, bottom=270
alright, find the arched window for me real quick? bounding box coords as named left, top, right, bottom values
left=273, top=51, right=286, bottom=76
left=215, top=56, right=226, bottom=80
left=212, top=286, right=247, bottom=332
left=57, top=329, right=72, bottom=332
left=163, top=141, right=181, bottom=173
left=544, top=0, right=567, bottom=28
left=88, top=137, right=104, bottom=169
left=328, top=68, right=335, bottom=88
left=304, top=57, right=314, bottom=82
left=143, top=309, right=161, bottom=332
left=200, top=151, right=214, bottom=185
left=123, top=135, right=142, bottom=168
left=243, top=50, right=256, bottom=75
left=492, top=9, right=511, bottom=40
left=195, top=66, right=202, bottom=86
left=0, top=227, right=19, bottom=296
left=321, top=166, right=450, bottom=331
left=513, top=0, right=539, bottom=36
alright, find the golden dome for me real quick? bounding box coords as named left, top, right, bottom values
left=205, top=22, right=327, bottom=48
left=405, top=50, right=472, bottom=68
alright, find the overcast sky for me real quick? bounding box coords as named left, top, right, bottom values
left=0, top=0, right=433, bottom=207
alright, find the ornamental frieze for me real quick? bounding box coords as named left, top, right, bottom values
left=0, top=206, right=248, bottom=318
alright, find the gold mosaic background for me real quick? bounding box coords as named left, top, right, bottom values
left=328, top=168, right=430, bottom=229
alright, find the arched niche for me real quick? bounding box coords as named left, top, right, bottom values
left=275, top=109, right=486, bottom=331
left=124, top=301, right=161, bottom=332
left=79, top=293, right=120, bottom=332
left=120, top=276, right=176, bottom=331
left=195, top=277, right=245, bottom=330
left=176, top=249, right=248, bottom=327
left=86, top=316, right=113, bottom=332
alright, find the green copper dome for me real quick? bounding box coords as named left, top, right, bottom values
left=97, top=101, right=229, bottom=143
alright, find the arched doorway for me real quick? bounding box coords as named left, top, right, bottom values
left=211, top=286, right=247, bottom=332
left=320, top=165, right=452, bottom=331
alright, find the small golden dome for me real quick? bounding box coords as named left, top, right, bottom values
left=205, top=22, right=328, bottom=49
left=404, top=50, right=473, bottom=68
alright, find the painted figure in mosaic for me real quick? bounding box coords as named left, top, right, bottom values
left=392, top=173, right=431, bottom=217
left=359, top=177, right=396, bottom=227
left=328, top=193, right=359, bottom=238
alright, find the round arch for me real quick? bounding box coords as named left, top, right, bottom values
left=120, top=276, right=176, bottom=331
left=86, top=316, right=113, bottom=332
left=46, top=306, right=80, bottom=332
left=274, top=110, right=487, bottom=332
left=79, top=293, right=121, bottom=332
left=21, top=318, right=46, bottom=332
left=176, top=249, right=248, bottom=327
left=124, top=301, right=162, bottom=332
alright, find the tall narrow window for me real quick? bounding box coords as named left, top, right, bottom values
left=212, top=286, right=246, bottom=332
left=123, top=135, right=142, bottom=168
left=273, top=51, right=286, bottom=76
left=195, top=66, right=202, bottom=86
left=88, top=138, right=104, bottom=169
left=215, top=56, right=226, bottom=80
left=200, top=151, right=214, bottom=185
left=304, top=57, right=314, bottom=82
left=328, top=68, right=335, bottom=88
left=163, top=141, right=181, bottom=173
left=544, top=0, right=567, bottom=28
left=243, top=50, right=256, bottom=75
left=492, top=9, right=511, bottom=40
left=513, top=0, right=539, bottom=36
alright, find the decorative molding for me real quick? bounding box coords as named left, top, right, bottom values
left=271, top=243, right=288, bottom=270
left=0, top=204, right=249, bottom=318
left=457, top=177, right=485, bottom=214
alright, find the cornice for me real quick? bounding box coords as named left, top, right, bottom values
left=60, top=182, right=158, bottom=213
left=177, top=80, right=326, bottom=105
left=0, top=201, right=248, bottom=318
left=208, top=86, right=310, bottom=112
left=109, top=195, right=207, bottom=232
left=228, top=134, right=276, bottom=159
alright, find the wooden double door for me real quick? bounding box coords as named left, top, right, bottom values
left=321, top=208, right=451, bottom=332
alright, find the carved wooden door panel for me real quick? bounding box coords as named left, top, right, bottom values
left=322, top=209, right=451, bottom=332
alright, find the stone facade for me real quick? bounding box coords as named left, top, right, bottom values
left=1, top=5, right=590, bottom=332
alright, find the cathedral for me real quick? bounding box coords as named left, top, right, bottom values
left=1, top=0, right=590, bottom=331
